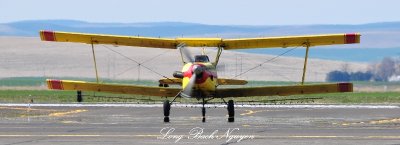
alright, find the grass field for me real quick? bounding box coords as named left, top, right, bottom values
left=1, top=77, right=400, bottom=104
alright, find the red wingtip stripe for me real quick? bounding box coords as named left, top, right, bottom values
left=338, top=83, right=353, bottom=92
left=41, top=30, right=56, bottom=41
left=344, top=33, right=358, bottom=44
left=47, top=79, right=63, bottom=90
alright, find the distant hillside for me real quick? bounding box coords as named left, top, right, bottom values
left=0, top=37, right=368, bottom=82
left=238, top=47, right=400, bottom=63
left=1, top=20, right=400, bottom=48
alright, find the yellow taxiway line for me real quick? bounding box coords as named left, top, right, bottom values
left=0, top=106, right=56, bottom=111
left=48, top=109, right=87, bottom=117
left=240, top=110, right=265, bottom=116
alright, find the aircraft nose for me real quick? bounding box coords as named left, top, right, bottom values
left=192, top=65, right=204, bottom=76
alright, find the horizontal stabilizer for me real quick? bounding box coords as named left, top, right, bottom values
left=158, top=78, right=248, bottom=85
left=217, top=78, right=248, bottom=85
left=158, top=78, right=182, bottom=85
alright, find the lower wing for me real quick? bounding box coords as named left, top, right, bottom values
left=47, top=79, right=352, bottom=98
left=215, top=83, right=352, bottom=98
left=47, top=79, right=180, bottom=97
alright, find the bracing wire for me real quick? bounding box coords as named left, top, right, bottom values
left=114, top=49, right=172, bottom=77
left=101, top=45, right=176, bottom=82
left=231, top=46, right=300, bottom=79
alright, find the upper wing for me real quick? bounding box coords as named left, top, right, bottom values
left=222, top=33, right=360, bottom=50
left=39, top=30, right=222, bottom=49
left=215, top=83, right=352, bottom=98
left=40, top=30, right=177, bottom=49
left=47, top=79, right=180, bottom=97
left=40, top=30, right=360, bottom=49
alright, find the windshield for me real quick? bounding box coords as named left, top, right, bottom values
left=194, top=55, right=210, bottom=62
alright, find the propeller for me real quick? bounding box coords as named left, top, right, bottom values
left=181, top=73, right=196, bottom=98
left=178, top=43, right=194, bottom=63
left=180, top=65, right=204, bottom=98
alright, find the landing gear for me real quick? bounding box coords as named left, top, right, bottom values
left=161, top=94, right=234, bottom=123
left=77, top=91, right=83, bottom=102
left=163, top=93, right=180, bottom=123
left=227, top=100, right=235, bottom=122
left=201, top=97, right=206, bottom=122
left=163, top=100, right=171, bottom=123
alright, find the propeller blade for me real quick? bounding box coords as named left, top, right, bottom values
left=179, top=46, right=194, bottom=63
left=181, top=74, right=196, bottom=98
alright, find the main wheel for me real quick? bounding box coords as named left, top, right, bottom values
left=202, top=107, right=206, bottom=122
left=228, top=117, right=234, bottom=122
left=163, top=100, right=171, bottom=122
left=164, top=117, right=170, bottom=122
left=227, top=100, right=235, bottom=122
left=77, top=91, right=83, bottom=102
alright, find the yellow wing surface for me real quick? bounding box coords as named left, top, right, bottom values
left=47, top=79, right=180, bottom=97
left=40, top=30, right=360, bottom=49
left=41, top=31, right=357, bottom=98
left=215, top=83, right=352, bottom=98
left=47, top=79, right=352, bottom=97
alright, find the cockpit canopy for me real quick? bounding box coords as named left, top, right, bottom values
left=194, top=55, right=210, bottom=62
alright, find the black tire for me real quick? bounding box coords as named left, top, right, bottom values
left=163, top=100, right=171, bottom=117
left=77, top=91, right=83, bottom=102
left=227, top=100, right=234, bottom=122
left=202, top=107, right=206, bottom=122
left=164, top=117, right=170, bottom=123
left=227, top=100, right=234, bottom=117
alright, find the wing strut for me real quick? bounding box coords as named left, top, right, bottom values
left=214, top=46, right=223, bottom=65
left=90, top=39, right=100, bottom=83
left=301, top=42, right=310, bottom=85
left=177, top=43, right=187, bottom=64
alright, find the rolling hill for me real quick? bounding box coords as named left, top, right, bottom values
left=1, top=20, right=399, bottom=49
left=1, top=20, right=399, bottom=62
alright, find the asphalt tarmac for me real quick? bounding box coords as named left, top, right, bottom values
left=1, top=103, right=400, bottom=145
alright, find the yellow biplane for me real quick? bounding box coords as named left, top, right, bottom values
left=40, top=30, right=360, bottom=122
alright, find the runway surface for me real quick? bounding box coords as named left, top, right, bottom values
left=1, top=103, right=400, bottom=145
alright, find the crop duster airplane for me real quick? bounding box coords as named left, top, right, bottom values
left=40, top=30, right=360, bottom=122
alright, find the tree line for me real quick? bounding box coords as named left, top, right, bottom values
left=326, top=57, right=400, bottom=82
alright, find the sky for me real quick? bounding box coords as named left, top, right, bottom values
left=1, top=0, right=400, bottom=25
